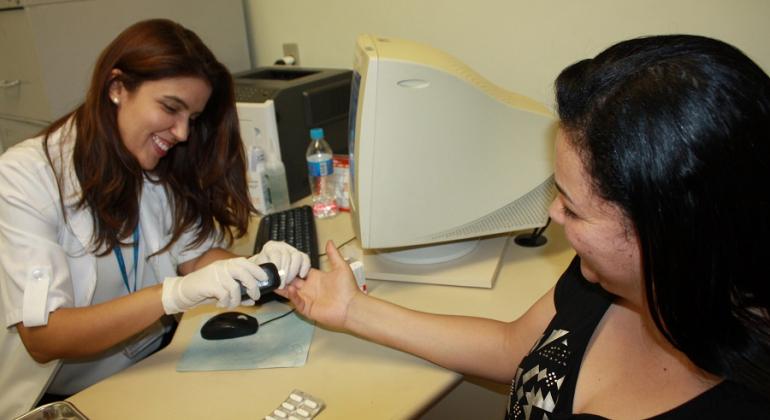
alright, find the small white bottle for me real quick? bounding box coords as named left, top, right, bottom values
left=305, top=128, right=338, bottom=218
left=247, top=146, right=271, bottom=214
left=263, top=136, right=291, bottom=212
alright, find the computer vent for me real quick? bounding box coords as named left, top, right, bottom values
left=428, top=176, right=555, bottom=242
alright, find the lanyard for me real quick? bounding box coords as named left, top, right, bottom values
left=113, top=227, right=140, bottom=294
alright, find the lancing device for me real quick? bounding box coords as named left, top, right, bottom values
left=240, top=262, right=282, bottom=300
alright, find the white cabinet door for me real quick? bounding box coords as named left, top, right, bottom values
left=0, top=8, right=50, bottom=121
left=2, top=0, right=252, bottom=125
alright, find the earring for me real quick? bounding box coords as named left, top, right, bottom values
left=111, top=97, right=119, bottom=105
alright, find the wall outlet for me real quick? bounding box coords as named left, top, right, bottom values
left=282, top=43, right=300, bottom=65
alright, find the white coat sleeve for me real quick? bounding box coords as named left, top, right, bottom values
left=0, top=140, right=77, bottom=327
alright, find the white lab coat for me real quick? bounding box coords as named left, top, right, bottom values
left=0, top=120, right=220, bottom=419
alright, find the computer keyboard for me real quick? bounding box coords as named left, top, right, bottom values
left=253, top=205, right=320, bottom=269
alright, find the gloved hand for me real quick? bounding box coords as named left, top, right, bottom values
left=250, top=241, right=311, bottom=288
left=161, top=257, right=267, bottom=314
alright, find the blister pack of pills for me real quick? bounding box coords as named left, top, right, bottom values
left=265, top=389, right=325, bottom=419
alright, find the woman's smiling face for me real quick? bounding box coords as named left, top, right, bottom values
left=110, top=74, right=211, bottom=170
left=549, top=128, right=644, bottom=305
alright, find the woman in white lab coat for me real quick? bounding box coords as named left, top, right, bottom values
left=0, top=19, right=309, bottom=418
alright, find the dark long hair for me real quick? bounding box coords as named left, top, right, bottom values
left=555, top=35, right=770, bottom=394
left=43, top=19, right=251, bottom=255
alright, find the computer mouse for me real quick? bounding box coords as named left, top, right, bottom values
left=200, top=311, right=259, bottom=340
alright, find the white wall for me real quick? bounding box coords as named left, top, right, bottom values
left=242, top=3, right=770, bottom=414
left=245, top=0, right=770, bottom=107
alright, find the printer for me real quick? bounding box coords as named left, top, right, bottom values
left=234, top=66, right=352, bottom=202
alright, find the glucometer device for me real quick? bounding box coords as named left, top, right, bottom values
left=240, top=262, right=282, bottom=300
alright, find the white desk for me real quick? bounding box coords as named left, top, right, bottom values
left=67, top=211, right=574, bottom=419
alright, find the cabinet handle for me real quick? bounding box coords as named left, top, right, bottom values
left=0, top=80, right=21, bottom=88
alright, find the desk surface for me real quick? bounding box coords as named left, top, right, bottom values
left=68, top=211, right=574, bottom=419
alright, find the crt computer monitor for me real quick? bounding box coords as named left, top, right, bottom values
left=348, top=35, right=557, bottom=288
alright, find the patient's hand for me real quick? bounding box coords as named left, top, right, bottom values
left=277, top=241, right=363, bottom=330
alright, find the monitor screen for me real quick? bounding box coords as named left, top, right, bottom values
left=348, top=35, right=557, bottom=287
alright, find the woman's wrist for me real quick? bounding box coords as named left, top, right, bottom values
left=342, top=291, right=369, bottom=333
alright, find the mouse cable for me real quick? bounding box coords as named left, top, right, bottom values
left=261, top=308, right=296, bottom=327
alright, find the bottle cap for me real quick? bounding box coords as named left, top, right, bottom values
left=310, top=128, right=324, bottom=140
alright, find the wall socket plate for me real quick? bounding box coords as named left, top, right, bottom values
left=282, top=43, right=300, bottom=65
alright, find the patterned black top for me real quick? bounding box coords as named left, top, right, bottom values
left=506, top=256, right=770, bottom=419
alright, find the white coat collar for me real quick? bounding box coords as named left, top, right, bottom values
left=49, top=121, right=96, bottom=255
left=52, top=120, right=170, bottom=304
left=55, top=121, right=169, bottom=255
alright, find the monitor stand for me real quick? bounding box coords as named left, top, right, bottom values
left=360, top=234, right=511, bottom=288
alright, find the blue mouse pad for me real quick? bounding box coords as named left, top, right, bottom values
left=177, top=311, right=314, bottom=372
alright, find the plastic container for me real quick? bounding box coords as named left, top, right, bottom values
left=305, top=128, right=338, bottom=218
left=264, top=153, right=291, bottom=212
left=247, top=145, right=270, bottom=214
left=332, top=154, right=351, bottom=211
left=13, top=401, right=88, bottom=420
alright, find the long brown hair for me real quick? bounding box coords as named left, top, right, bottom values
left=43, top=19, right=251, bottom=256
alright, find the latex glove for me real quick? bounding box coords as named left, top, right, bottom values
left=250, top=240, right=311, bottom=288
left=161, top=257, right=267, bottom=314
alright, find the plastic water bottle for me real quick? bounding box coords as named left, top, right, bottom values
left=306, top=128, right=338, bottom=218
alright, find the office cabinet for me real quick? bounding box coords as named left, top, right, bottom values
left=0, top=0, right=252, bottom=151
left=0, top=7, right=49, bottom=122
left=0, top=117, right=45, bottom=153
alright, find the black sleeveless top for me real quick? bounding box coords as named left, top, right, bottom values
left=506, top=256, right=770, bottom=419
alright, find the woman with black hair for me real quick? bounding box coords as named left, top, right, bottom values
left=279, top=34, right=770, bottom=418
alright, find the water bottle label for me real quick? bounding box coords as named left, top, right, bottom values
left=307, top=159, right=334, bottom=177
